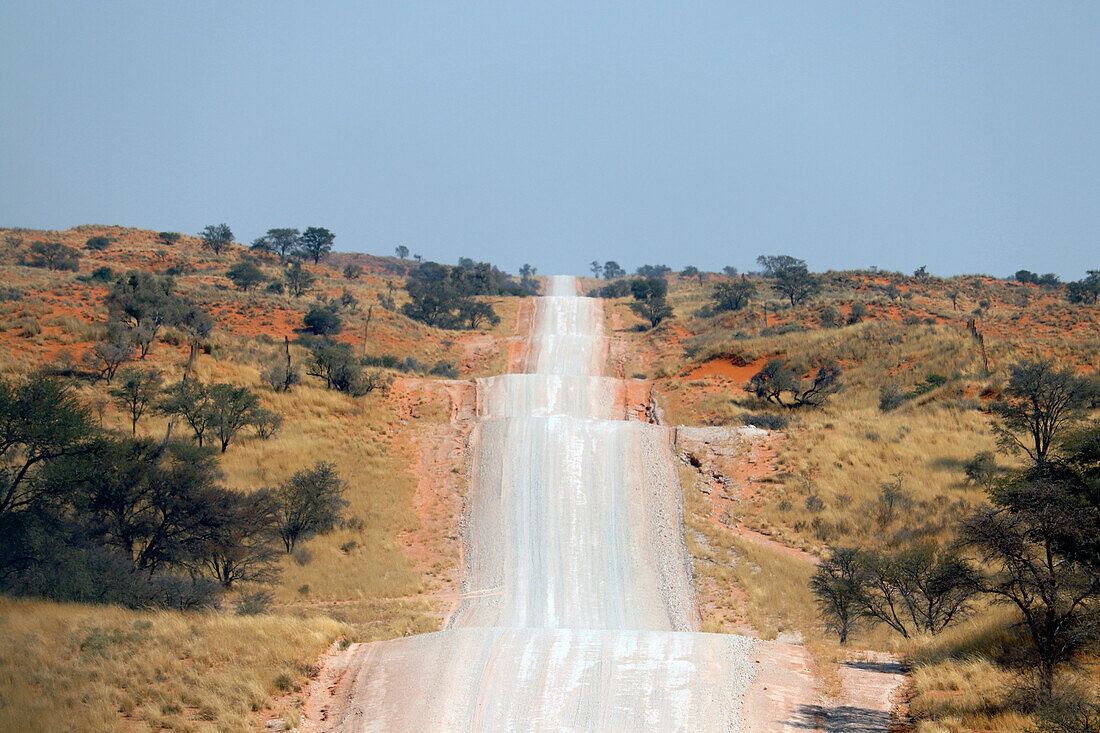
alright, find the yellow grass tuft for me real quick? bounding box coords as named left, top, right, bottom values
left=0, top=597, right=347, bottom=732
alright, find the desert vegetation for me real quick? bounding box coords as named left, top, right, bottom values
left=595, top=256, right=1099, bottom=730
left=0, top=224, right=524, bottom=730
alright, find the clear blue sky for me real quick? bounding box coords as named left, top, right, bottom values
left=2, top=2, right=1097, bottom=278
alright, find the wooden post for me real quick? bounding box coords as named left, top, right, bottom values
left=362, top=304, right=373, bottom=354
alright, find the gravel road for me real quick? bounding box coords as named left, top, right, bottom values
left=328, top=275, right=758, bottom=731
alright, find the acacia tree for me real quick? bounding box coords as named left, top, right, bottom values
left=251, top=228, right=300, bottom=263
left=757, top=254, right=821, bottom=306
left=602, top=261, right=625, bottom=280
left=992, top=359, right=1094, bottom=467
left=395, top=245, right=409, bottom=259
left=275, top=462, right=347, bottom=552
left=109, top=368, right=162, bottom=435
left=285, top=262, right=316, bottom=297
left=307, top=341, right=363, bottom=393
left=810, top=547, right=867, bottom=643
left=28, top=241, right=81, bottom=271
left=1066, top=271, right=1100, bottom=305
left=0, top=376, right=92, bottom=522
left=961, top=361, right=1100, bottom=697
left=629, top=278, right=673, bottom=328
left=711, top=279, right=756, bottom=312
left=105, top=272, right=187, bottom=358
left=63, top=437, right=225, bottom=574
left=87, top=327, right=134, bottom=383
left=177, top=305, right=214, bottom=365
left=813, top=544, right=977, bottom=643
left=195, top=488, right=281, bottom=588
left=225, top=260, right=265, bottom=291
left=205, top=384, right=260, bottom=453
left=749, top=358, right=841, bottom=409
left=199, top=224, right=234, bottom=255
left=158, top=382, right=214, bottom=447
left=859, top=544, right=977, bottom=637
left=299, top=227, right=335, bottom=264
left=962, top=462, right=1100, bottom=697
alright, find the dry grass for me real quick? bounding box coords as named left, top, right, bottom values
left=681, top=464, right=818, bottom=640
left=903, top=608, right=1036, bottom=731
left=645, top=272, right=1100, bottom=728
left=0, top=597, right=348, bottom=733
left=0, top=226, right=524, bottom=729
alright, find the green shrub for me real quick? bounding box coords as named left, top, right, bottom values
left=303, top=305, right=342, bottom=336
left=235, top=590, right=273, bottom=616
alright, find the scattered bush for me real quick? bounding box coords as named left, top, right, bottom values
left=251, top=409, right=282, bottom=440
left=225, top=260, right=266, bottom=291
left=236, top=591, right=274, bottom=616
left=402, top=261, right=514, bottom=329
left=739, top=412, right=789, bottom=430
left=590, top=280, right=631, bottom=298
left=847, top=302, right=867, bottom=324
left=819, top=306, right=840, bottom=328
left=748, top=358, right=841, bottom=409
left=629, top=278, right=673, bottom=328
left=275, top=462, right=348, bottom=552
left=429, top=360, right=459, bottom=379
left=262, top=355, right=301, bottom=393
left=711, top=280, right=756, bottom=312
left=303, top=304, right=342, bottom=336
left=27, top=241, right=81, bottom=271
left=878, top=385, right=904, bottom=412
left=87, top=265, right=114, bottom=282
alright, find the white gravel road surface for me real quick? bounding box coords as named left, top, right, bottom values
left=330, top=275, right=757, bottom=731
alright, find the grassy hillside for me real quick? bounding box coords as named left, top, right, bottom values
left=604, top=268, right=1098, bottom=731
left=0, top=226, right=519, bottom=731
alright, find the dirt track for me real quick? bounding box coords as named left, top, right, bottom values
left=308, top=276, right=902, bottom=731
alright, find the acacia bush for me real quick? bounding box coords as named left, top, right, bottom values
left=739, top=412, right=789, bottom=430
left=0, top=374, right=304, bottom=608
left=27, top=242, right=81, bottom=271
left=748, top=358, right=841, bottom=409
left=274, top=462, right=347, bottom=552
left=401, top=261, right=510, bottom=329
left=589, top=280, right=631, bottom=298
left=303, top=304, right=342, bottom=335
left=629, top=277, right=673, bottom=328
left=711, top=280, right=756, bottom=312
left=811, top=543, right=977, bottom=642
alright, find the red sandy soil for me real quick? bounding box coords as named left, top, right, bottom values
left=390, top=377, right=476, bottom=623
left=507, top=299, right=535, bottom=372
left=677, top=427, right=818, bottom=567
left=683, top=355, right=768, bottom=383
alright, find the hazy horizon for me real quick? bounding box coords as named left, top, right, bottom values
left=2, top=3, right=1097, bottom=279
